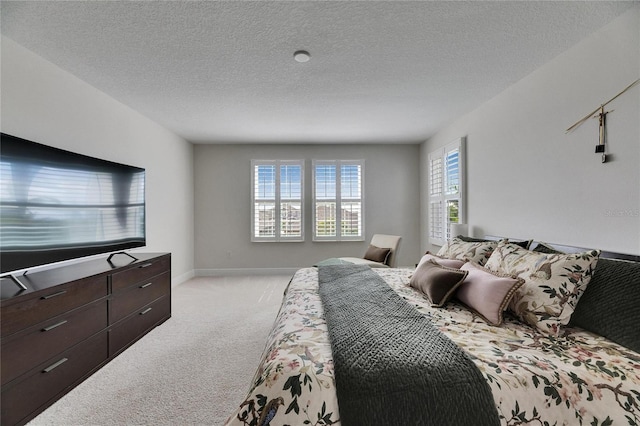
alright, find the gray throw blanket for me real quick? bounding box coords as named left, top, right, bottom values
left=318, top=264, right=500, bottom=426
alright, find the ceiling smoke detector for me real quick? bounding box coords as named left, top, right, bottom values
left=294, top=50, right=310, bottom=63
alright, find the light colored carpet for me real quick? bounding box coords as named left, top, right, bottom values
left=27, top=275, right=291, bottom=426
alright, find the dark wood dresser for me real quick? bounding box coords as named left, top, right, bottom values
left=0, top=253, right=171, bottom=426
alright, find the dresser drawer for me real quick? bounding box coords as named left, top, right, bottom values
left=1, top=331, right=108, bottom=426
left=109, top=296, right=171, bottom=357
left=111, top=256, right=170, bottom=292
left=111, top=271, right=170, bottom=324
left=1, top=301, right=108, bottom=387
left=1, top=276, right=108, bottom=337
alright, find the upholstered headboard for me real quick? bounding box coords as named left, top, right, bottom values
left=483, top=235, right=640, bottom=262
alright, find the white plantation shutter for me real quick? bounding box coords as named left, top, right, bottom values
left=429, top=200, right=444, bottom=242
left=428, top=138, right=465, bottom=246
left=251, top=160, right=303, bottom=242
left=444, top=145, right=462, bottom=242
left=314, top=163, right=337, bottom=238
left=340, top=164, right=363, bottom=238
left=445, top=199, right=460, bottom=241
left=313, top=160, right=364, bottom=241
left=428, top=155, right=444, bottom=243
left=253, top=163, right=276, bottom=239
left=279, top=164, right=303, bottom=238
left=445, top=148, right=460, bottom=195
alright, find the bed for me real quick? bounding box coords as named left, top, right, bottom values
left=225, top=238, right=640, bottom=426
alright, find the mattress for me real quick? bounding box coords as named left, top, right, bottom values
left=225, top=267, right=640, bottom=425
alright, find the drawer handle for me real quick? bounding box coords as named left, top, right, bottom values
left=42, top=320, right=68, bottom=332
left=43, top=358, right=68, bottom=373
left=140, top=307, right=153, bottom=315
left=139, top=263, right=153, bottom=269
left=139, top=282, right=153, bottom=289
left=41, top=290, right=67, bottom=300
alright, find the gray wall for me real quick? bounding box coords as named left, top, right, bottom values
left=194, top=144, right=421, bottom=271
left=1, top=36, right=196, bottom=283
left=421, top=7, right=640, bottom=255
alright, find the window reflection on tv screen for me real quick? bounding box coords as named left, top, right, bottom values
left=0, top=133, right=146, bottom=274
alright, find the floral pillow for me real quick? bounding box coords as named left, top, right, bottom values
left=485, top=241, right=600, bottom=335
left=436, top=237, right=498, bottom=266
left=416, top=252, right=466, bottom=269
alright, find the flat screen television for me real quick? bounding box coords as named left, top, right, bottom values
left=0, top=133, right=146, bottom=275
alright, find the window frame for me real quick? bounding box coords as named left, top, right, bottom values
left=251, top=159, right=304, bottom=242
left=312, top=159, right=365, bottom=242
left=428, top=138, right=465, bottom=246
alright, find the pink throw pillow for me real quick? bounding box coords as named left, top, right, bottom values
left=455, top=262, right=524, bottom=326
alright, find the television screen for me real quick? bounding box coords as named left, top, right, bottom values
left=0, top=133, right=146, bottom=274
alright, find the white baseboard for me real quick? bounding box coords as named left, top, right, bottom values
left=171, top=270, right=195, bottom=287
left=194, top=268, right=299, bottom=277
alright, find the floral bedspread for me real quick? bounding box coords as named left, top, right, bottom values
left=225, top=267, right=640, bottom=426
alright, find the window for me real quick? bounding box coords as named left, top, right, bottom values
left=313, top=160, right=364, bottom=241
left=428, top=138, right=464, bottom=246
left=251, top=160, right=303, bottom=242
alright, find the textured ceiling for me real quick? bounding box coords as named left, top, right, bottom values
left=1, top=1, right=636, bottom=144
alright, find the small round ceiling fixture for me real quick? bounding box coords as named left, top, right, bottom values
left=294, top=50, right=310, bottom=63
